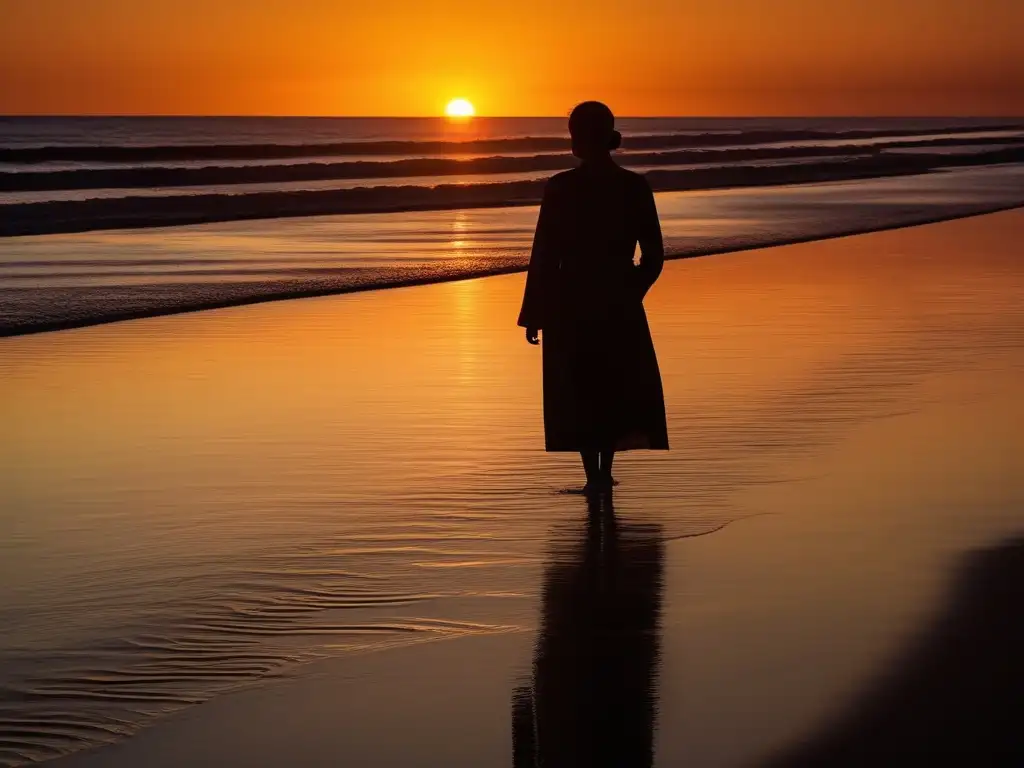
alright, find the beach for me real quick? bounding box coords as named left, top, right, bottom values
left=2, top=209, right=1023, bottom=766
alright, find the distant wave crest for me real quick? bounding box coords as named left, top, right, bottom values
left=3, top=124, right=1020, bottom=164
left=3, top=136, right=1021, bottom=193
left=4, top=148, right=1024, bottom=237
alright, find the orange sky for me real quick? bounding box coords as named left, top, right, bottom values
left=2, top=0, right=1022, bottom=116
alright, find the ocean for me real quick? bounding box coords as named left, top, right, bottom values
left=2, top=116, right=1024, bottom=336
left=3, top=116, right=1023, bottom=230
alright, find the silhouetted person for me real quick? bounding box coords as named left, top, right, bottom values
left=512, top=495, right=664, bottom=767
left=519, top=101, right=669, bottom=492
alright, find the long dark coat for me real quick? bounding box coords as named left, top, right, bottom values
left=517, top=164, right=669, bottom=452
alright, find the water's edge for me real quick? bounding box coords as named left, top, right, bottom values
left=4, top=201, right=1023, bottom=339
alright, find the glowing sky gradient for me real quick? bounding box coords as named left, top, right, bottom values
left=2, top=0, right=1022, bottom=115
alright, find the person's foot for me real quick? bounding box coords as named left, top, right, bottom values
left=585, top=481, right=614, bottom=499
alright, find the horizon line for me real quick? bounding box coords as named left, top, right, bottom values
left=3, top=113, right=1023, bottom=120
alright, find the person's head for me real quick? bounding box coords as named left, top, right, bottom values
left=568, top=101, right=621, bottom=161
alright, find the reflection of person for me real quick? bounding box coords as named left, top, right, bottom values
left=512, top=496, right=664, bottom=767
left=518, top=101, right=669, bottom=493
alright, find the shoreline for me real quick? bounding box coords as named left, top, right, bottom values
left=3, top=200, right=1022, bottom=339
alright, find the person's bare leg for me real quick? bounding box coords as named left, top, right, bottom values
left=581, top=451, right=600, bottom=490
left=599, top=450, right=616, bottom=488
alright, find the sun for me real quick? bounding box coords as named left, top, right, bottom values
left=445, top=98, right=475, bottom=118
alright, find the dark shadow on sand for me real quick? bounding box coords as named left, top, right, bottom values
left=766, top=537, right=1024, bottom=766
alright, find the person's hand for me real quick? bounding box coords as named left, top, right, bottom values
left=526, top=327, right=540, bottom=345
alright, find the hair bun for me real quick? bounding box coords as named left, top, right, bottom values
left=609, top=130, right=622, bottom=151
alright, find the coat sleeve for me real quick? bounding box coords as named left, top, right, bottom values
left=517, top=182, right=558, bottom=329
left=635, top=176, right=664, bottom=299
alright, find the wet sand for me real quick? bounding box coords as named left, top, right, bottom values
left=2, top=211, right=1023, bottom=766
